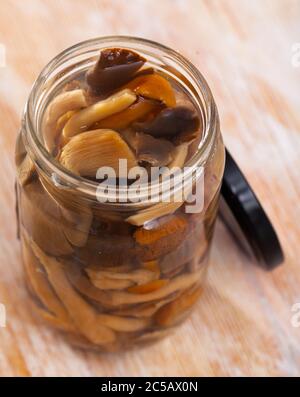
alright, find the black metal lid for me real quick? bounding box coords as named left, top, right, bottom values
left=220, top=149, right=284, bottom=270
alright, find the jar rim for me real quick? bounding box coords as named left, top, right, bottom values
left=23, top=35, right=218, bottom=207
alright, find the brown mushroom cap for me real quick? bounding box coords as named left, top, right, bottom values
left=86, top=48, right=145, bottom=95
left=134, top=106, right=200, bottom=143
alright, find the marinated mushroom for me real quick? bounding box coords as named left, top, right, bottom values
left=127, top=279, right=169, bottom=294
left=103, top=270, right=202, bottom=306
left=88, top=276, right=134, bottom=290
left=75, top=231, right=136, bottom=268
left=154, top=285, right=202, bottom=327
left=43, top=89, right=87, bottom=152
left=66, top=265, right=111, bottom=307
left=18, top=44, right=211, bottom=350
left=59, top=129, right=137, bottom=177
left=134, top=214, right=188, bottom=260
left=135, top=133, right=175, bottom=166
left=86, top=48, right=145, bottom=95
left=22, top=234, right=72, bottom=324
left=66, top=260, right=202, bottom=307
left=62, top=89, right=137, bottom=138
left=29, top=239, right=116, bottom=345
left=167, top=143, right=189, bottom=169
left=159, top=222, right=207, bottom=277
left=60, top=206, right=93, bottom=247
left=87, top=263, right=133, bottom=273
left=31, top=239, right=151, bottom=333
left=20, top=179, right=73, bottom=256
left=123, top=73, right=176, bottom=107
left=92, top=98, right=162, bottom=130
left=113, top=297, right=173, bottom=318
left=91, top=313, right=149, bottom=332
left=54, top=110, right=77, bottom=150
left=134, top=106, right=200, bottom=143
left=86, top=267, right=159, bottom=286
left=17, top=154, right=36, bottom=187
left=158, top=143, right=190, bottom=182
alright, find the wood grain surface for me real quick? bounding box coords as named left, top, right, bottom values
left=0, top=0, right=300, bottom=376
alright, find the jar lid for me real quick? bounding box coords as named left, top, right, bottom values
left=220, top=149, right=284, bottom=269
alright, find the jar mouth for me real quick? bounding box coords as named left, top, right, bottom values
left=23, top=35, right=218, bottom=207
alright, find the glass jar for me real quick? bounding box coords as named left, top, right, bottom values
left=15, top=36, right=225, bottom=352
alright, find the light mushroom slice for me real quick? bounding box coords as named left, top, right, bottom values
left=66, top=265, right=113, bottom=307
left=159, top=143, right=189, bottom=185
left=59, top=129, right=137, bottom=177
left=113, top=297, right=174, bottom=318
left=85, top=267, right=158, bottom=286
left=43, top=89, right=87, bottom=152
left=22, top=234, right=72, bottom=323
left=29, top=239, right=115, bottom=344
left=63, top=89, right=137, bottom=138
left=87, top=263, right=133, bottom=273
left=54, top=110, right=77, bottom=148
left=71, top=263, right=203, bottom=307
left=29, top=240, right=149, bottom=336
left=123, top=73, right=176, bottom=107
left=93, top=98, right=161, bottom=130
left=167, top=143, right=189, bottom=169
left=105, top=270, right=203, bottom=306
left=88, top=276, right=134, bottom=290
left=17, top=154, right=35, bottom=187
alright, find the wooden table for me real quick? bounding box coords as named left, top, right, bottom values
left=0, top=0, right=299, bottom=376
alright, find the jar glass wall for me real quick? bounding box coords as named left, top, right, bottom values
left=15, top=37, right=225, bottom=352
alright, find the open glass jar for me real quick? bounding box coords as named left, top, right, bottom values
left=15, top=36, right=225, bottom=352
